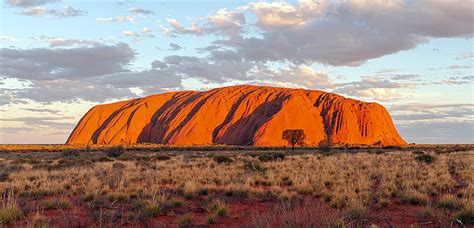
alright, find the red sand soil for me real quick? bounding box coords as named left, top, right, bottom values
left=8, top=194, right=464, bottom=227
left=67, top=85, right=406, bottom=146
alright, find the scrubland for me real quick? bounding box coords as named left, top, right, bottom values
left=0, top=145, right=473, bottom=227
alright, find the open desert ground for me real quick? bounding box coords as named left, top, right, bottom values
left=0, top=145, right=473, bottom=227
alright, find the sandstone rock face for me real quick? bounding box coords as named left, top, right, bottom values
left=67, top=85, right=406, bottom=146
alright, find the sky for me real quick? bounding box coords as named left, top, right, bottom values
left=0, top=0, right=473, bottom=144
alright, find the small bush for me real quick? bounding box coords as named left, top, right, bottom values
left=401, top=193, right=428, bottom=206
left=178, top=213, right=194, bottom=226
left=206, top=214, right=218, bottom=224
left=0, top=207, right=22, bottom=225
left=208, top=199, right=229, bottom=217
left=345, top=206, right=368, bottom=222
left=258, top=152, right=285, bottom=162
left=0, top=172, right=9, bottom=182
left=455, top=207, right=474, bottom=225
left=436, top=195, right=462, bottom=210
left=31, top=217, right=50, bottom=228
left=112, top=162, right=126, bottom=170
left=415, top=154, right=436, bottom=164
left=83, top=192, right=98, bottom=202
left=41, top=199, right=71, bottom=210
left=103, top=146, right=125, bottom=158
left=61, top=149, right=80, bottom=157
left=154, top=155, right=171, bottom=161
left=242, top=160, right=266, bottom=173
left=213, top=155, right=233, bottom=164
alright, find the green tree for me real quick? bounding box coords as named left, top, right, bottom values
left=282, top=129, right=306, bottom=150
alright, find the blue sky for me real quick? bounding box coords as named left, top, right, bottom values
left=0, top=0, right=473, bottom=144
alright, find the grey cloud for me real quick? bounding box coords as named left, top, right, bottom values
left=4, top=0, right=59, bottom=7
left=0, top=116, right=75, bottom=129
left=128, top=7, right=153, bottom=15
left=390, top=74, right=420, bottom=81
left=168, top=0, right=473, bottom=66
left=169, top=43, right=182, bottom=51
left=0, top=43, right=135, bottom=80
left=20, top=6, right=85, bottom=18
left=22, top=107, right=61, bottom=114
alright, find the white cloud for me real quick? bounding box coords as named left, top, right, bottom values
left=96, top=16, right=135, bottom=23
left=38, top=35, right=102, bottom=47
left=4, top=0, right=59, bottom=8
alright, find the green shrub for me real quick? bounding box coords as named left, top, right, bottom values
left=455, top=207, right=474, bottom=224
left=178, top=213, right=194, bottom=226
left=436, top=195, right=462, bottom=210
left=415, top=154, right=436, bottom=164
left=213, top=155, right=233, bottom=164
left=0, top=207, right=22, bottom=225
left=41, top=199, right=71, bottom=209
left=208, top=199, right=229, bottom=217
left=400, top=193, right=428, bottom=205
left=103, top=146, right=125, bottom=158
left=345, top=206, right=368, bottom=222
left=32, top=218, right=50, bottom=228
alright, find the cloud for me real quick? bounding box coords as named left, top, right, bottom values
left=390, top=74, right=420, bottom=81
left=4, top=0, right=59, bottom=8
left=38, top=35, right=102, bottom=47
left=169, top=42, right=182, bottom=51
left=22, top=107, right=61, bottom=114
left=375, top=68, right=401, bottom=74
left=20, top=6, right=85, bottom=18
left=0, top=116, right=75, bottom=129
left=448, top=64, right=474, bottom=69
left=128, top=7, right=153, bottom=15
left=456, top=52, right=473, bottom=60
left=122, top=27, right=154, bottom=37
left=0, top=36, right=16, bottom=41
left=96, top=16, right=135, bottom=23
left=165, top=0, right=473, bottom=66
left=442, top=76, right=474, bottom=85
left=333, top=76, right=417, bottom=101
left=0, top=43, right=135, bottom=80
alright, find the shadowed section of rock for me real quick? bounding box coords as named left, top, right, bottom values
left=66, top=85, right=406, bottom=146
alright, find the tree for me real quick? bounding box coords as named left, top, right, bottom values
left=282, top=129, right=306, bottom=150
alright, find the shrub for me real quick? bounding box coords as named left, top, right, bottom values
left=206, top=214, right=218, bottom=224
left=103, top=146, right=125, bottom=158
left=345, top=206, right=368, bottom=222
left=415, top=154, right=436, bottom=164
left=41, top=199, right=71, bottom=209
left=208, top=199, right=229, bottom=217
left=242, top=160, right=266, bottom=173
left=0, top=207, right=22, bottom=225
left=32, top=218, right=50, bottom=228
left=401, top=192, right=428, bottom=205
left=112, top=162, right=126, bottom=170
left=258, top=152, right=285, bottom=162
left=455, top=207, right=474, bottom=225
left=213, top=155, right=233, bottom=164
left=61, top=149, right=80, bottom=157
left=436, top=195, right=462, bottom=210
left=178, top=213, right=194, bottom=226
left=0, top=172, right=9, bottom=182
left=154, top=155, right=171, bottom=161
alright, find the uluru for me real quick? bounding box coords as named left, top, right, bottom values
left=67, top=85, right=406, bottom=146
